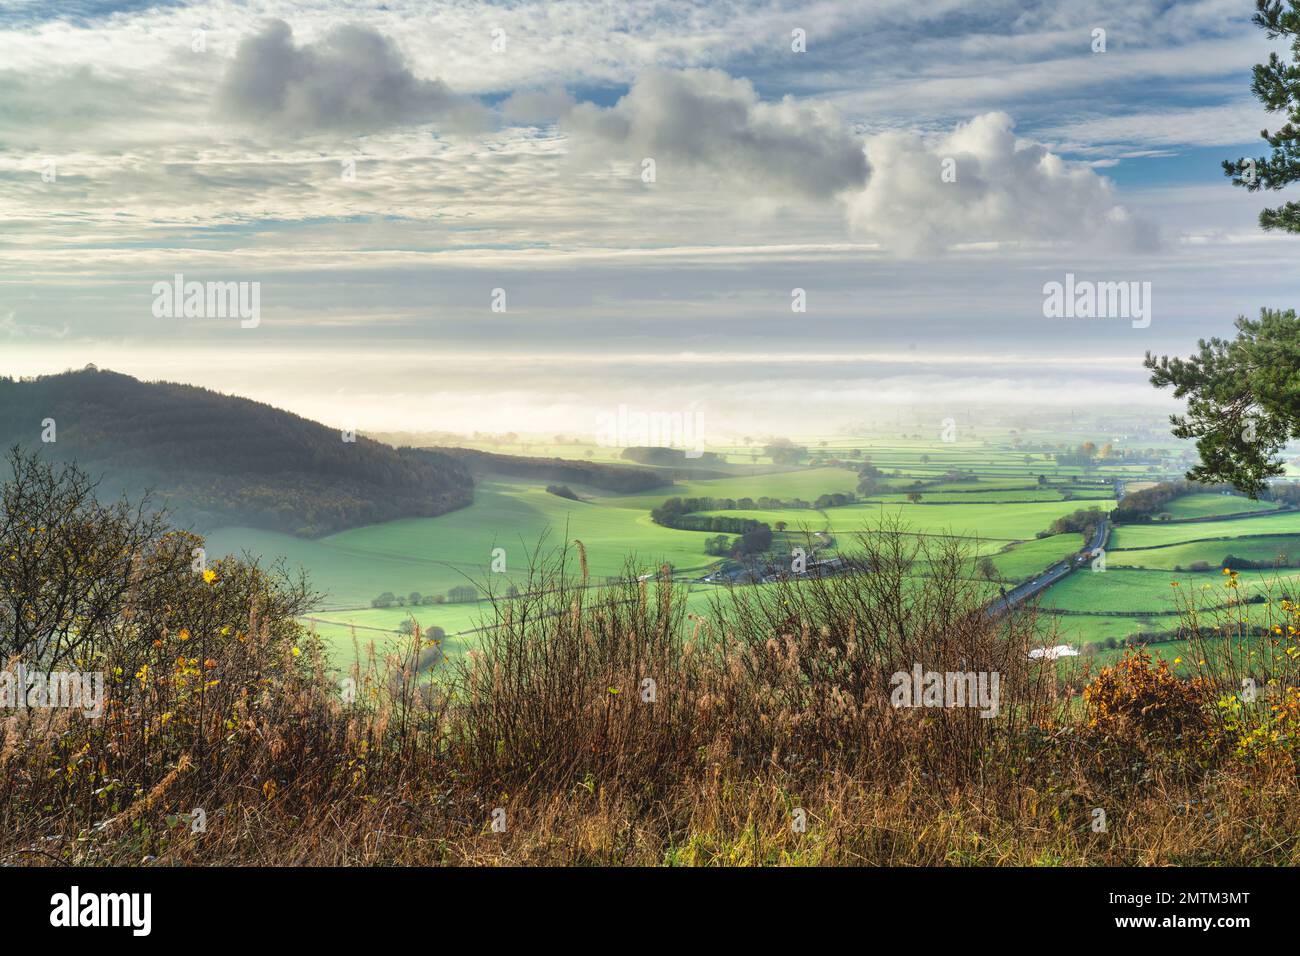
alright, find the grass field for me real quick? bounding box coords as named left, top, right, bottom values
left=700, top=498, right=1113, bottom=542
left=1109, top=510, right=1300, bottom=548
left=1038, top=558, right=1300, bottom=652
left=1110, top=533, right=1300, bottom=570
left=870, top=489, right=1068, bottom=503
left=1161, top=493, right=1280, bottom=519
left=202, top=430, right=1300, bottom=668
left=987, top=533, right=1084, bottom=581
left=591, top=466, right=859, bottom=510
left=208, top=477, right=736, bottom=659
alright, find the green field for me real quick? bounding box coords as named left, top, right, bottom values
left=699, top=498, right=1112, bottom=543
left=1161, top=493, right=1279, bottom=519
left=988, top=533, right=1084, bottom=581
left=1035, top=554, right=1300, bottom=653
left=592, top=466, right=859, bottom=510
left=870, top=489, right=1068, bottom=503
left=200, top=429, right=1300, bottom=669
left=1109, top=510, right=1300, bottom=548
left=1110, top=533, right=1300, bottom=570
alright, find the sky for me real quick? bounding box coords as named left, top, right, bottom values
left=0, top=0, right=1293, bottom=439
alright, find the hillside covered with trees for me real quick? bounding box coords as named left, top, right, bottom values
left=0, top=368, right=473, bottom=536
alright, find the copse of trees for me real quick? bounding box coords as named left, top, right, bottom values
left=764, top=438, right=808, bottom=465
left=546, top=484, right=580, bottom=500
left=1053, top=442, right=1106, bottom=468
left=651, top=496, right=774, bottom=552
left=815, top=492, right=857, bottom=508
left=857, top=462, right=884, bottom=495
left=1040, top=507, right=1105, bottom=540
left=737, top=524, right=773, bottom=554
left=1221, top=551, right=1299, bottom=570
left=1111, top=479, right=1221, bottom=522
left=702, top=526, right=773, bottom=557
left=704, top=533, right=732, bottom=556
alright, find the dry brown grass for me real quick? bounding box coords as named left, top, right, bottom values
left=2, top=527, right=1300, bottom=866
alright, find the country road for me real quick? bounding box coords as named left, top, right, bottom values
left=984, top=516, right=1110, bottom=620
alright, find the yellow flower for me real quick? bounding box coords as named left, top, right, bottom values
left=202, top=569, right=217, bottom=584
left=291, top=646, right=301, bottom=657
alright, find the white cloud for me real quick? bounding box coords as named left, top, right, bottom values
left=847, top=112, right=1157, bottom=255
left=1043, top=101, right=1273, bottom=151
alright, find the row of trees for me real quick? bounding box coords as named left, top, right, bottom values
left=371, top=585, right=479, bottom=608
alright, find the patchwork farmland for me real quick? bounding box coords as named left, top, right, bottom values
left=201, top=427, right=1300, bottom=675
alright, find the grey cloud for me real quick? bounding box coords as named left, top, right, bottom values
left=560, top=69, right=869, bottom=199
left=217, top=19, right=491, bottom=134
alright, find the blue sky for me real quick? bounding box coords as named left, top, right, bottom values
left=0, top=0, right=1291, bottom=437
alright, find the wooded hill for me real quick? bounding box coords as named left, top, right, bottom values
left=0, top=368, right=473, bottom=537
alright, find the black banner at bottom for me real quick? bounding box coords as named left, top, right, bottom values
left=0, top=865, right=1271, bottom=942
